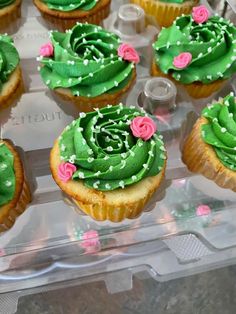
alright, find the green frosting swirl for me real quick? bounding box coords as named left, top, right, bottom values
left=42, top=0, right=98, bottom=11
left=0, top=34, right=20, bottom=92
left=153, top=15, right=236, bottom=84
left=0, top=142, right=16, bottom=207
left=40, top=24, right=134, bottom=98
left=0, top=0, right=15, bottom=8
left=59, top=105, right=166, bottom=191
left=201, top=94, right=236, bottom=171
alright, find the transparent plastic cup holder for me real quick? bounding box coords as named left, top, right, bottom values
left=139, top=77, right=177, bottom=116
left=116, top=4, right=146, bottom=36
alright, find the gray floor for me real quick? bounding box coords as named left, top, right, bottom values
left=17, top=266, right=236, bottom=314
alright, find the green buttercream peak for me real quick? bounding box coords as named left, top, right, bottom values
left=153, top=15, right=236, bottom=84
left=40, top=23, right=134, bottom=98
left=0, top=0, right=15, bottom=8
left=59, top=105, right=166, bottom=191
left=0, top=34, right=19, bottom=92
left=0, top=142, right=16, bottom=207
left=201, top=94, right=236, bottom=171
left=43, top=0, right=98, bottom=11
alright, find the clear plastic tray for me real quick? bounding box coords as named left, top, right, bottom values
left=1, top=1, right=236, bottom=312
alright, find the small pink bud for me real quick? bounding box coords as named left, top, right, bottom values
left=40, top=42, right=54, bottom=57
left=192, top=5, right=210, bottom=24
left=173, top=52, right=192, bottom=69
left=130, top=116, right=157, bottom=141
left=58, top=162, right=77, bottom=182
left=196, top=205, right=211, bottom=216
left=118, top=43, right=140, bottom=63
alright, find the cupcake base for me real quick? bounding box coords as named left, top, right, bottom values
left=0, top=0, right=21, bottom=31
left=151, top=61, right=226, bottom=99
left=130, top=0, right=198, bottom=27
left=34, top=0, right=111, bottom=31
left=50, top=141, right=166, bottom=222
left=0, top=66, right=24, bottom=110
left=182, top=117, right=236, bottom=192
left=53, top=69, right=136, bottom=112
left=0, top=141, right=31, bottom=233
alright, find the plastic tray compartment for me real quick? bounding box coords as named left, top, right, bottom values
left=1, top=1, right=236, bottom=313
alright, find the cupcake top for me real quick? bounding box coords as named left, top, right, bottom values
left=42, top=0, right=98, bottom=11
left=39, top=23, right=139, bottom=98
left=201, top=93, right=236, bottom=171
left=57, top=104, right=166, bottom=191
left=153, top=5, right=236, bottom=84
left=0, top=0, right=15, bottom=8
left=0, top=142, right=16, bottom=207
left=0, top=35, right=20, bottom=91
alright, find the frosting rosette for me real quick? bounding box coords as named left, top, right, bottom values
left=42, top=0, right=98, bottom=11
left=0, top=142, right=16, bottom=207
left=39, top=23, right=135, bottom=98
left=0, top=34, right=20, bottom=92
left=58, top=104, right=166, bottom=191
left=153, top=14, right=236, bottom=84
left=0, top=0, right=15, bottom=8
left=201, top=94, right=236, bottom=171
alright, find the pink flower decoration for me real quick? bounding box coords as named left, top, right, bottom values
left=192, top=5, right=210, bottom=24
left=118, top=43, right=140, bottom=63
left=80, top=230, right=101, bottom=254
left=130, top=116, right=157, bottom=141
left=58, top=162, right=77, bottom=182
left=196, top=205, right=212, bottom=217
left=40, top=42, right=54, bottom=57
left=173, top=52, right=192, bottom=69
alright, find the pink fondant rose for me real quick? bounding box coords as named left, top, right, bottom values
left=80, top=230, right=101, bottom=254
left=118, top=43, right=140, bottom=63
left=173, top=52, right=192, bottom=69
left=58, top=162, right=77, bottom=182
left=196, top=205, right=211, bottom=217
left=192, top=5, right=210, bottom=24
left=40, top=42, right=54, bottom=57
left=130, top=116, right=157, bottom=141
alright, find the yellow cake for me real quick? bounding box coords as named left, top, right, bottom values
left=182, top=94, right=236, bottom=192
left=50, top=104, right=167, bottom=222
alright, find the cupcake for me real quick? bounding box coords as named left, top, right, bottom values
left=38, top=23, right=138, bottom=112
left=182, top=93, right=236, bottom=192
left=0, top=0, right=21, bottom=31
left=152, top=5, right=236, bottom=99
left=34, top=0, right=111, bottom=31
left=50, top=104, right=167, bottom=222
left=130, top=0, right=199, bottom=28
left=0, top=34, right=24, bottom=110
left=0, top=140, right=31, bottom=233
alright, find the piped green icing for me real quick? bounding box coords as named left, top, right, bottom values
left=42, top=0, right=98, bottom=11
left=0, top=34, right=20, bottom=92
left=59, top=105, right=166, bottom=191
left=153, top=14, right=236, bottom=84
left=0, top=0, right=15, bottom=8
left=201, top=94, right=236, bottom=171
left=0, top=142, right=16, bottom=207
left=40, top=23, right=134, bottom=98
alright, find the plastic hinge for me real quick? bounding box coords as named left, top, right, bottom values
left=104, top=269, right=133, bottom=294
